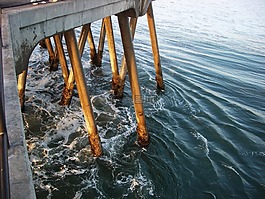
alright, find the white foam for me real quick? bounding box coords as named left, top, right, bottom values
left=222, top=163, right=240, bottom=176
left=193, top=131, right=210, bottom=156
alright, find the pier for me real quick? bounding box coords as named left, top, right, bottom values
left=0, top=0, right=163, bottom=198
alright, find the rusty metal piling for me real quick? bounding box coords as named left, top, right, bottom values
left=104, top=16, right=122, bottom=96
left=64, top=29, right=102, bottom=156
left=59, top=23, right=95, bottom=106
left=44, top=37, right=59, bottom=71
left=17, top=69, right=27, bottom=108
left=118, top=17, right=138, bottom=98
left=97, top=19, right=106, bottom=66
left=118, top=14, right=150, bottom=146
left=53, top=34, right=69, bottom=84
left=59, top=24, right=92, bottom=106
left=54, top=33, right=75, bottom=106
left=78, top=24, right=90, bottom=57
left=87, top=24, right=101, bottom=66
left=147, top=3, right=164, bottom=89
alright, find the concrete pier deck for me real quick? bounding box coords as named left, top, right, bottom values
left=1, top=1, right=153, bottom=198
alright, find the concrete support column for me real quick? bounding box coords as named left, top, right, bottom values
left=59, top=69, right=75, bottom=106
left=54, top=32, right=74, bottom=107
left=64, top=29, right=102, bottom=156
left=87, top=24, right=100, bottom=66
left=17, top=69, right=28, bottom=108
left=104, top=16, right=118, bottom=77
left=53, top=34, right=69, bottom=83
left=97, top=19, right=106, bottom=66
left=78, top=24, right=90, bottom=57
left=118, top=14, right=150, bottom=146
left=119, top=17, right=138, bottom=97
left=147, top=2, right=164, bottom=89
left=45, top=37, right=59, bottom=71
left=59, top=24, right=92, bottom=106
left=104, top=16, right=121, bottom=96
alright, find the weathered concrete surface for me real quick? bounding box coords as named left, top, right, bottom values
left=0, top=0, right=32, bottom=8
left=1, top=11, right=37, bottom=199
left=1, top=9, right=10, bottom=199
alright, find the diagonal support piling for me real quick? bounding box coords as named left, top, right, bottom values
left=64, top=29, right=102, bottom=157
left=118, top=13, right=150, bottom=146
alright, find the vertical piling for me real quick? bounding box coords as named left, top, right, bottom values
left=104, top=16, right=119, bottom=77
left=59, top=70, right=75, bottom=106
left=119, top=17, right=138, bottom=97
left=97, top=19, right=106, bottom=66
left=104, top=16, right=121, bottom=96
left=59, top=24, right=92, bottom=106
left=53, top=34, right=69, bottom=83
left=147, top=2, right=164, bottom=89
left=78, top=24, right=90, bottom=57
left=59, top=25, right=91, bottom=106
left=87, top=24, right=100, bottom=66
left=17, top=69, right=28, bottom=108
left=118, top=14, right=150, bottom=146
left=53, top=30, right=77, bottom=110
left=45, top=37, right=59, bottom=71
left=64, top=29, right=102, bottom=156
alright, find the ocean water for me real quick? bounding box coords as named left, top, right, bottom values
left=23, top=0, right=265, bottom=198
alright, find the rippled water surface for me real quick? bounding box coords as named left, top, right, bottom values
left=24, top=0, right=265, bottom=198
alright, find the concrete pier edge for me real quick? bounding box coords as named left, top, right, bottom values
left=2, top=12, right=37, bottom=199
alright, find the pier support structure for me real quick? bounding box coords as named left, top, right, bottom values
left=13, top=0, right=161, bottom=147
left=104, top=16, right=121, bottom=96
left=53, top=34, right=69, bottom=83
left=1, top=1, right=165, bottom=198
left=147, top=3, right=164, bottom=89
left=5, top=0, right=162, bottom=151
left=64, top=29, right=102, bottom=156
left=97, top=19, right=106, bottom=66
left=118, top=17, right=138, bottom=98
left=17, top=69, right=28, bottom=108
left=118, top=13, right=150, bottom=146
left=87, top=24, right=101, bottom=67
left=45, top=37, right=59, bottom=71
